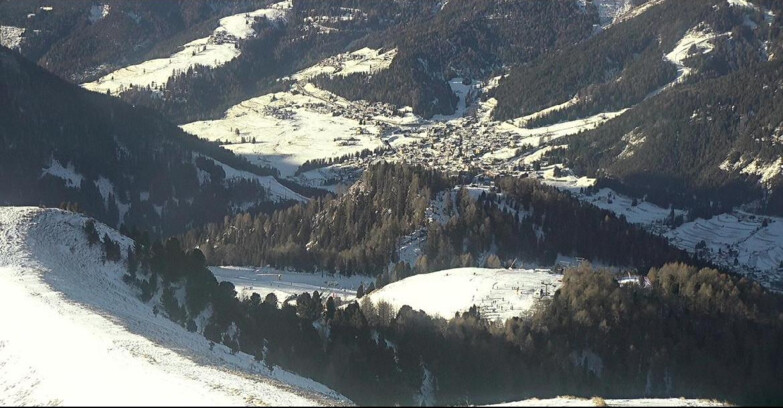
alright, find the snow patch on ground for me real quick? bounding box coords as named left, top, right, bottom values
left=40, top=159, right=83, bottom=188
left=82, top=1, right=291, bottom=95
left=94, top=176, right=115, bottom=202
left=89, top=4, right=111, bottom=23
left=728, top=0, right=759, bottom=10
left=720, top=156, right=783, bottom=185
left=0, top=26, right=25, bottom=50
left=0, top=206, right=348, bottom=406
left=367, top=267, right=561, bottom=322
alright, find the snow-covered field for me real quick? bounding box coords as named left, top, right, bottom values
left=290, top=47, right=397, bottom=82
left=182, top=83, right=386, bottom=177
left=487, top=396, right=728, bottom=407
left=82, top=1, right=291, bottom=95
left=0, top=206, right=349, bottom=406
left=367, top=267, right=561, bottom=321
left=666, top=212, right=783, bottom=281
left=211, top=266, right=374, bottom=303
left=500, top=108, right=628, bottom=146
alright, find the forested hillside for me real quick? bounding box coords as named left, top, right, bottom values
left=0, top=46, right=291, bottom=236
left=116, top=0, right=432, bottom=123
left=491, top=0, right=776, bottom=122
left=183, top=162, right=692, bottom=280
left=124, top=222, right=783, bottom=406
left=317, top=0, right=597, bottom=117
left=560, top=59, right=783, bottom=216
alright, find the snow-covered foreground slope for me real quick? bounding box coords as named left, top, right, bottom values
left=486, top=396, right=727, bottom=407
left=211, top=266, right=374, bottom=303
left=0, top=207, right=349, bottom=406
left=367, top=268, right=561, bottom=321
left=82, top=1, right=291, bottom=96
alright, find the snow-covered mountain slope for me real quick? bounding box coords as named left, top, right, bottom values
left=82, top=1, right=292, bottom=96
left=366, top=267, right=562, bottom=321
left=0, top=206, right=348, bottom=406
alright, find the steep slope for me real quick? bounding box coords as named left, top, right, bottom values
left=0, top=206, right=348, bottom=406
left=82, top=1, right=292, bottom=96
left=564, top=59, right=783, bottom=214
left=0, top=47, right=303, bottom=236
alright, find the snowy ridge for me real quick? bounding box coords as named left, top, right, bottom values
left=0, top=207, right=348, bottom=406
left=82, top=1, right=292, bottom=96
left=367, top=267, right=562, bottom=322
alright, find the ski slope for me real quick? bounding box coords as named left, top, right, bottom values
left=367, top=267, right=561, bottom=321
left=0, top=206, right=348, bottom=406
left=82, top=1, right=291, bottom=96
